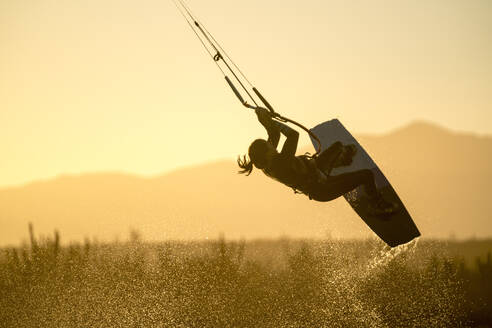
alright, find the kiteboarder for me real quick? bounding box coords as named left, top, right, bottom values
left=174, top=0, right=419, bottom=244
left=238, top=108, right=399, bottom=215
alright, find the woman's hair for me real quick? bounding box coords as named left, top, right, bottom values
left=237, top=154, right=253, bottom=175
left=237, top=139, right=270, bottom=175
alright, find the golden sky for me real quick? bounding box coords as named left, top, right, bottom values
left=1, top=0, right=491, bottom=188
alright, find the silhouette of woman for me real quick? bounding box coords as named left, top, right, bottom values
left=238, top=108, right=398, bottom=215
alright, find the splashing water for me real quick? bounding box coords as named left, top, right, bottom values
left=0, top=230, right=471, bottom=328
left=366, top=238, right=420, bottom=273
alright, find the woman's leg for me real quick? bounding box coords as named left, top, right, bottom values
left=315, top=141, right=344, bottom=175
left=308, top=169, right=378, bottom=202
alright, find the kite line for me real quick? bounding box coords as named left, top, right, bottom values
left=172, top=0, right=322, bottom=156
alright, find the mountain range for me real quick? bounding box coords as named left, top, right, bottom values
left=1, top=121, right=491, bottom=246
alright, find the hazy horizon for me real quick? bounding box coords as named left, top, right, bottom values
left=2, top=120, right=491, bottom=246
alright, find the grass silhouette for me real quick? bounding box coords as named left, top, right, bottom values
left=1, top=225, right=491, bottom=327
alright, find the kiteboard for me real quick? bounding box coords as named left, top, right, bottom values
left=310, top=119, right=420, bottom=247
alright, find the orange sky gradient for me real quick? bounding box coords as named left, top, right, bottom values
left=1, top=0, right=491, bottom=188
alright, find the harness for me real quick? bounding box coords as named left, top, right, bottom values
left=289, top=155, right=325, bottom=199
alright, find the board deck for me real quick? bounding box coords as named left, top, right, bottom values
left=310, top=119, right=420, bottom=247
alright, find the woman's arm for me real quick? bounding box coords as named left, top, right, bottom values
left=255, top=108, right=280, bottom=148
left=279, top=122, right=299, bottom=156
left=255, top=108, right=299, bottom=156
